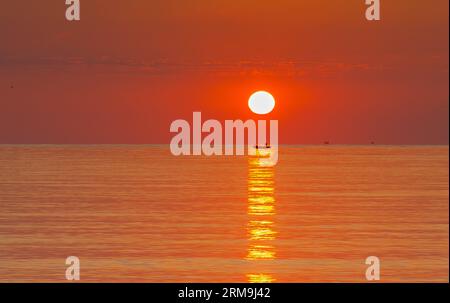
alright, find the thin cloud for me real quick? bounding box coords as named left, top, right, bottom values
left=0, top=55, right=385, bottom=78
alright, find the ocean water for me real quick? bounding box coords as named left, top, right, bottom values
left=0, top=145, right=448, bottom=282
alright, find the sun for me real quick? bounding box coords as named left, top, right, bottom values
left=248, top=91, right=275, bottom=115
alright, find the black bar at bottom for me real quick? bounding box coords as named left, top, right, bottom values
left=0, top=283, right=448, bottom=301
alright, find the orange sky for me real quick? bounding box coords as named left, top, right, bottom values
left=0, top=0, right=448, bottom=144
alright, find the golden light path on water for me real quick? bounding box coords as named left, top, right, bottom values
left=0, top=146, right=448, bottom=282
left=246, top=148, right=277, bottom=283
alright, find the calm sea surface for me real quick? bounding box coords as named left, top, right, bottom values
left=0, top=145, right=448, bottom=282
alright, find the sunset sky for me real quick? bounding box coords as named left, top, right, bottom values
left=0, top=0, right=448, bottom=144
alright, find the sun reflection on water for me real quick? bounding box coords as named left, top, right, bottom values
left=246, top=274, right=276, bottom=283
left=246, top=148, right=277, bottom=282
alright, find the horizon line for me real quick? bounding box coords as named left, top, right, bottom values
left=0, top=143, right=448, bottom=147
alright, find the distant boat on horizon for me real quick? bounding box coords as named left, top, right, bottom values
left=254, top=143, right=271, bottom=149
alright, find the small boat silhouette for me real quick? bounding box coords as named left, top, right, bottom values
left=254, top=143, right=271, bottom=149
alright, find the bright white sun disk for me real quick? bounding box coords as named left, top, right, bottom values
left=248, top=91, right=275, bottom=115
